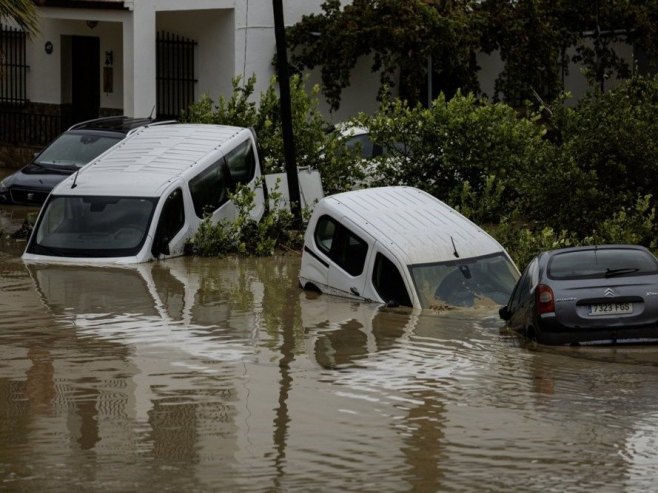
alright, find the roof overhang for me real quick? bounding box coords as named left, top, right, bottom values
left=33, top=0, right=128, bottom=10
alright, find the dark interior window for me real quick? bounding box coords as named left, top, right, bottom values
left=314, top=215, right=368, bottom=277
left=548, top=248, right=658, bottom=279
left=372, top=253, right=412, bottom=307
left=226, top=139, right=256, bottom=184
left=189, top=161, right=230, bottom=218
left=152, top=188, right=184, bottom=256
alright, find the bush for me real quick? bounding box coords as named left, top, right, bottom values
left=184, top=74, right=364, bottom=194
left=184, top=74, right=658, bottom=261
left=358, top=92, right=548, bottom=222
left=187, top=181, right=304, bottom=257
left=539, top=76, right=658, bottom=234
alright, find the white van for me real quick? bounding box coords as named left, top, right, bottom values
left=23, top=124, right=265, bottom=264
left=299, top=186, right=519, bottom=310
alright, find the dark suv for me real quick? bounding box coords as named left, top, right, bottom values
left=0, top=116, right=167, bottom=206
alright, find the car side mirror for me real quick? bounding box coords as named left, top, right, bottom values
left=499, top=305, right=511, bottom=321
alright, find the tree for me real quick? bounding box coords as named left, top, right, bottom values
left=288, top=0, right=658, bottom=109
left=0, top=0, right=39, bottom=34
left=286, top=0, right=481, bottom=111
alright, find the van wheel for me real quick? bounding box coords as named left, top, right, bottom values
left=303, top=282, right=321, bottom=293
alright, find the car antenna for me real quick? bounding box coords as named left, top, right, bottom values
left=148, top=104, right=156, bottom=120
left=451, top=236, right=460, bottom=258
left=71, top=169, right=80, bottom=189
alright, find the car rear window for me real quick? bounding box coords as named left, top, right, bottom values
left=548, top=248, right=658, bottom=279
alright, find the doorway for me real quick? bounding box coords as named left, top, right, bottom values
left=71, top=36, right=100, bottom=124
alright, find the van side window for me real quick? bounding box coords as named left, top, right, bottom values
left=226, top=139, right=256, bottom=184
left=189, top=161, right=230, bottom=218
left=314, top=215, right=368, bottom=277
left=315, top=216, right=336, bottom=253
left=372, top=253, right=412, bottom=307
left=152, top=188, right=185, bottom=256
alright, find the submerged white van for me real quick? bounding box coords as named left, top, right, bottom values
left=299, top=186, right=519, bottom=310
left=23, top=124, right=265, bottom=264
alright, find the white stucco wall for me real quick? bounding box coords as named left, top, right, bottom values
left=157, top=9, right=234, bottom=103
left=25, top=2, right=637, bottom=123
left=31, top=8, right=128, bottom=110
left=234, top=0, right=381, bottom=121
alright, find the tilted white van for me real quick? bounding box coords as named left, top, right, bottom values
left=23, top=124, right=265, bottom=264
left=299, top=186, right=520, bottom=310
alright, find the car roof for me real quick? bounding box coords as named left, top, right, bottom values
left=543, top=244, right=651, bottom=259
left=51, top=123, right=251, bottom=198
left=67, top=116, right=163, bottom=134
left=317, top=186, right=508, bottom=266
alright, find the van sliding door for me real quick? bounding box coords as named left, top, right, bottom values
left=326, top=217, right=374, bottom=300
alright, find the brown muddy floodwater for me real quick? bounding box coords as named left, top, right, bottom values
left=2, top=208, right=658, bottom=492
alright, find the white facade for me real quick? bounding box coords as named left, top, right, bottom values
left=10, top=1, right=638, bottom=127
left=20, top=0, right=380, bottom=124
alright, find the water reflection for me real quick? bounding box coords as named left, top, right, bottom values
left=2, top=251, right=658, bottom=490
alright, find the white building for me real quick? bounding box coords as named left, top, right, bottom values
left=1, top=0, right=380, bottom=130
left=0, top=0, right=639, bottom=157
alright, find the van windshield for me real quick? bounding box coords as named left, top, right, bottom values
left=29, top=195, right=158, bottom=258
left=409, top=253, right=519, bottom=309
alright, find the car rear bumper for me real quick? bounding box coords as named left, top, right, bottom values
left=536, top=314, right=658, bottom=345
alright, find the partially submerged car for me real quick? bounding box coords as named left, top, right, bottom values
left=499, top=245, right=658, bottom=346
left=299, top=186, right=519, bottom=310
left=0, top=116, right=167, bottom=206
left=23, top=123, right=265, bottom=264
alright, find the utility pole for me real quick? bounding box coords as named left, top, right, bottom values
left=272, top=0, right=302, bottom=226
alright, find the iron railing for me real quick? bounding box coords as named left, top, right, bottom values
left=156, top=31, right=197, bottom=119
left=0, top=25, right=29, bottom=105
left=0, top=110, right=69, bottom=147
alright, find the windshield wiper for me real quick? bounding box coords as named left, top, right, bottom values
left=605, top=267, right=640, bottom=278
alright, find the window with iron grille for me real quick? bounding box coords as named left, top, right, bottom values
left=0, top=25, right=29, bottom=105
left=156, top=31, right=197, bottom=119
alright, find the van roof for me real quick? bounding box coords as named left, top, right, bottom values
left=52, top=124, right=249, bottom=197
left=320, top=186, right=504, bottom=265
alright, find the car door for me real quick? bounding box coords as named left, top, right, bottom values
left=509, top=258, right=539, bottom=331
left=305, top=213, right=375, bottom=300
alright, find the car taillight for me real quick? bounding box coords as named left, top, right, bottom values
left=536, top=284, right=555, bottom=314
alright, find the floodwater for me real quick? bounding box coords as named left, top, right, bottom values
left=3, top=210, right=658, bottom=492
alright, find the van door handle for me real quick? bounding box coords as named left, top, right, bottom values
left=350, top=287, right=360, bottom=296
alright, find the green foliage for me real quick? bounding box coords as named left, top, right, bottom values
left=288, top=1, right=658, bottom=109
left=188, top=181, right=304, bottom=258
left=184, top=72, right=658, bottom=264
left=587, top=195, right=657, bottom=249
left=0, top=0, right=39, bottom=35
left=287, top=0, right=481, bottom=109
left=488, top=221, right=577, bottom=270
left=489, top=194, right=658, bottom=270
left=182, top=75, right=259, bottom=128
left=523, top=76, right=658, bottom=235
left=359, top=92, right=547, bottom=220
left=185, top=74, right=371, bottom=195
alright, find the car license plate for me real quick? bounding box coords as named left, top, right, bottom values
left=589, top=302, right=633, bottom=316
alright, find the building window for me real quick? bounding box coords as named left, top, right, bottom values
left=0, top=26, right=28, bottom=105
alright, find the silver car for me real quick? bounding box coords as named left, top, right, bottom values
left=499, top=245, right=658, bottom=345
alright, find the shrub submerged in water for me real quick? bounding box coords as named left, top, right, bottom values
left=187, top=181, right=305, bottom=257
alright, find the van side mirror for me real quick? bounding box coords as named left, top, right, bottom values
left=499, top=305, right=511, bottom=321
